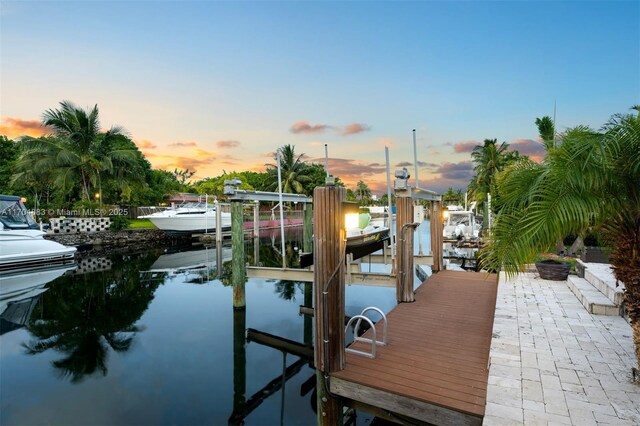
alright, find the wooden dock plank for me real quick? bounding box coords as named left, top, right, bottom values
left=331, top=270, right=498, bottom=423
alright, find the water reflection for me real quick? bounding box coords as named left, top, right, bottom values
left=1, top=229, right=391, bottom=425
left=1, top=264, right=75, bottom=335
left=22, top=250, right=161, bottom=383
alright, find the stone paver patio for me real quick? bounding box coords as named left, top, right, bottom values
left=484, top=273, right=639, bottom=425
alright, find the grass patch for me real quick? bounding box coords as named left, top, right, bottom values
left=128, top=219, right=157, bottom=229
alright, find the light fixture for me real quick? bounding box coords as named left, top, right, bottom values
left=345, top=213, right=359, bottom=230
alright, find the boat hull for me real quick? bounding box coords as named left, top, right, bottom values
left=0, top=231, right=76, bottom=271
left=142, top=214, right=232, bottom=234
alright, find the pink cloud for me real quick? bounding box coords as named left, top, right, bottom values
left=290, top=121, right=332, bottom=134
left=0, top=117, right=50, bottom=138
left=453, top=140, right=480, bottom=153
left=509, top=139, right=545, bottom=162
left=343, top=123, right=370, bottom=135
left=215, top=140, right=240, bottom=149
left=169, top=141, right=198, bottom=147
left=136, top=139, right=157, bottom=149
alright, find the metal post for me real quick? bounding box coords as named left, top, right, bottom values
left=384, top=147, right=395, bottom=263
left=324, top=144, right=329, bottom=177
left=303, top=203, right=313, bottom=253
left=412, top=129, right=419, bottom=188
left=277, top=150, right=286, bottom=269
left=253, top=202, right=259, bottom=239
left=215, top=200, right=222, bottom=243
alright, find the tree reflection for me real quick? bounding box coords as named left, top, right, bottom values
left=22, top=250, right=162, bottom=383
left=273, top=281, right=302, bottom=301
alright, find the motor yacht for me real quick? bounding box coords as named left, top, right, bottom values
left=0, top=195, right=76, bottom=271
left=138, top=202, right=232, bottom=234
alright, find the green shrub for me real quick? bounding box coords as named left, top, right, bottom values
left=109, top=215, right=130, bottom=231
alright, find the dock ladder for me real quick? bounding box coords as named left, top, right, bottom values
left=344, top=306, right=387, bottom=359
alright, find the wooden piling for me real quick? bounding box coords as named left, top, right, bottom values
left=231, top=201, right=246, bottom=308
left=313, top=185, right=346, bottom=426
left=395, top=195, right=415, bottom=302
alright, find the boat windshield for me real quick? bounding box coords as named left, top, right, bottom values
left=0, top=199, right=38, bottom=229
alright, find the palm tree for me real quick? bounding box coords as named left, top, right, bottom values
left=481, top=107, right=640, bottom=378
left=14, top=101, right=140, bottom=202
left=354, top=180, right=372, bottom=205
left=535, top=116, right=556, bottom=148
left=469, top=139, right=510, bottom=220
left=265, top=145, right=313, bottom=195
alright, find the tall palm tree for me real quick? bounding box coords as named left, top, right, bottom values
left=469, top=139, right=510, bottom=220
left=14, top=101, right=139, bottom=202
left=535, top=116, right=556, bottom=149
left=481, top=108, right=640, bottom=378
left=265, top=144, right=313, bottom=195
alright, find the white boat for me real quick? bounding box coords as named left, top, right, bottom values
left=138, top=202, right=232, bottom=234
left=0, top=195, right=76, bottom=271
left=442, top=205, right=482, bottom=241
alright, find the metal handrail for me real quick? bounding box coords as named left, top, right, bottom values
left=354, top=306, right=387, bottom=346
left=345, top=315, right=377, bottom=359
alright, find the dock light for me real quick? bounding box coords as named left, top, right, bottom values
left=443, top=210, right=450, bottom=219
left=345, top=213, right=359, bottom=230
left=95, top=192, right=100, bottom=199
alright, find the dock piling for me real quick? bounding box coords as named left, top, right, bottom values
left=395, top=195, right=415, bottom=302
left=313, top=185, right=346, bottom=426
left=231, top=201, right=246, bottom=308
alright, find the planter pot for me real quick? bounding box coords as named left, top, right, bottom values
left=535, top=259, right=571, bottom=281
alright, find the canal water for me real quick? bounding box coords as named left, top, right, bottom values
left=0, top=223, right=431, bottom=425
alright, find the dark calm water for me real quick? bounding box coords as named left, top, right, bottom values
left=0, top=224, right=433, bottom=426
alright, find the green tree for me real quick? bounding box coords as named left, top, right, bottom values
left=196, top=172, right=256, bottom=199
left=14, top=101, right=141, bottom=203
left=469, top=139, right=510, bottom=219
left=172, top=168, right=195, bottom=186
left=265, top=145, right=313, bottom=195
left=442, top=187, right=465, bottom=206
left=354, top=180, right=372, bottom=205
left=0, top=136, right=20, bottom=195
left=535, top=116, right=556, bottom=148
left=481, top=107, right=640, bottom=375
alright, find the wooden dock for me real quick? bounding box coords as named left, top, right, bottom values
left=330, top=270, right=498, bottom=425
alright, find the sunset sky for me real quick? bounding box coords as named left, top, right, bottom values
left=1, top=1, right=638, bottom=194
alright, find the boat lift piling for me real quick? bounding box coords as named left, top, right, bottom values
left=393, top=168, right=443, bottom=302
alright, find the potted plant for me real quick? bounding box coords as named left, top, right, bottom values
left=535, top=259, right=571, bottom=280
